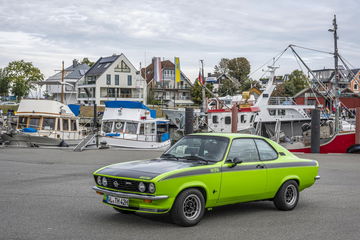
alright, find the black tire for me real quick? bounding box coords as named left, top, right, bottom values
left=171, top=188, right=205, bottom=227
left=113, top=207, right=134, bottom=214
left=273, top=180, right=299, bottom=211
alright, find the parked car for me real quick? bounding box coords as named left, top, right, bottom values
left=92, top=133, right=319, bottom=226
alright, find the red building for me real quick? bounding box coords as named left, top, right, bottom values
left=294, top=88, right=360, bottom=110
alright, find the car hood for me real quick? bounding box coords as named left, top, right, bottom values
left=95, top=159, right=201, bottom=180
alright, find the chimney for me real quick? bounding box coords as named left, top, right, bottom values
left=73, top=59, right=78, bottom=68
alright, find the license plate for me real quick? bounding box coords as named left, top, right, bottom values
left=107, top=196, right=129, bottom=207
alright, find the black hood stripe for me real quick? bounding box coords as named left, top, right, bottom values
left=160, top=161, right=317, bottom=181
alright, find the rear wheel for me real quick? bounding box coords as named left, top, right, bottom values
left=273, top=180, right=299, bottom=211
left=171, top=188, right=205, bottom=227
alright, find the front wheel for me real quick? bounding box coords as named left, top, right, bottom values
left=273, top=180, right=299, bottom=211
left=171, top=188, right=205, bottom=227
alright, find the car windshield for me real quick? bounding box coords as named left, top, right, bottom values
left=162, top=135, right=229, bottom=163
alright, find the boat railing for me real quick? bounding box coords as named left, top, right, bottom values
left=105, top=132, right=169, bottom=143
left=268, top=97, right=296, bottom=105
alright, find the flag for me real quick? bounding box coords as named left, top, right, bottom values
left=198, top=69, right=204, bottom=85
left=152, top=57, right=162, bottom=82
left=174, top=57, right=181, bottom=83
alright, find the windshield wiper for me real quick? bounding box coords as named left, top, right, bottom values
left=182, top=155, right=214, bottom=165
left=160, top=153, right=179, bottom=161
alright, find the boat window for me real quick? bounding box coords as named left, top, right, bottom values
left=269, top=109, right=276, bottom=116
left=42, top=118, right=55, bottom=130
left=125, top=122, right=138, bottom=134
left=63, top=119, right=69, bottom=131
left=250, top=115, right=254, bottom=123
left=157, top=123, right=169, bottom=134
left=240, top=115, right=247, bottom=123
left=114, top=121, right=125, bottom=132
left=139, top=124, right=144, bottom=135
left=102, top=121, right=113, bottom=133
left=278, top=109, right=286, bottom=115
left=225, top=116, right=231, bottom=125
left=29, top=118, right=40, bottom=129
left=227, top=139, right=259, bottom=162
left=71, top=120, right=77, bottom=131
left=254, top=139, right=278, bottom=161
left=18, top=117, right=28, bottom=128
left=212, top=115, right=219, bottom=124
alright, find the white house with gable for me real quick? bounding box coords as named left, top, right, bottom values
left=77, top=54, right=145, bottom=105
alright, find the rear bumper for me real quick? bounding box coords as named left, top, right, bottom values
left=315, top=175, right=320, bottom=181
left=92, top=186, right=169, bottom=200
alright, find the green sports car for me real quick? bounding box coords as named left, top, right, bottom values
left=92, top=133, right=320, bottom=226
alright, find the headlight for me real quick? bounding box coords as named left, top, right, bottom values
left=148, top=183, right=156, bottom=193
left=96, top=176, right=102, bottom=185
left=138, top=182, right=146, bottom=192
left=102, top=177, right=108, bottom=187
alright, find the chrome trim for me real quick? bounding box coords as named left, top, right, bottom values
left=92, top=186, right=169, bottom=200
left=315, top=175, right=320, bottom=180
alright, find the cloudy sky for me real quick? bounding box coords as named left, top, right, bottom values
left=0, top=0, right=359, bottom=81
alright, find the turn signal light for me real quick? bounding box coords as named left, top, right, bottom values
left=143, top=199, right=152, bottom=203
left=96, top=191, right=104, bottom=195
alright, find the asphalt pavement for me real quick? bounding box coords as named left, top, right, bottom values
left=0, top=148, right=359, bottom=240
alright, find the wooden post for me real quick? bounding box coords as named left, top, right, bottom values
left=231, top=104, right=238, bottom=133
left=184, top=108, right=194, bottom=135
left=311, top=108, right=320, bottom=153
left=356, top=107, right=360, bottom=144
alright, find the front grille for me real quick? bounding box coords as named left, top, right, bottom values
left=94, top=175, right=139, bottom=192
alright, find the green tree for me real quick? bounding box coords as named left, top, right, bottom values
left=4, top=60, right=44, bottom=100
left=218, top=78, right=240, bottom=97
left=227, top=57, right=250, bottom=84
left=80, top=57, right=95, bottom=67
left=191, top=81, right=213, bottom=105
left=214, top=58, right=230, bottom=75
left=0, top=68, right=11, bottom=97
left=239, top=79, right=262, bottom=92
left=272, top=70, right=308, bottom=97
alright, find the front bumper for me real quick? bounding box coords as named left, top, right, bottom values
left=92, top=186, right=169, bottom=200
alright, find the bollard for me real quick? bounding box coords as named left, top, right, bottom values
left=184, top=108, right=194, bottom=135
left=231, top=104, right=238, bottom=133
left=311, top=108, right=320, bottom=153
left=356, top=107, right=360, bottom=144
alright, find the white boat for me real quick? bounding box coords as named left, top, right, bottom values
left=100, top=101, right=171, bottom=150
left=1, top=99, right=86, bottom=146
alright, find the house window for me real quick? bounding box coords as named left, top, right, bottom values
left=114, top=60, right=131, bottom=72
left=115, top=75, right=119, bottom=85
left=106, top=74, right=111, bottom=85
left=127, top=75, right=132, bottom=86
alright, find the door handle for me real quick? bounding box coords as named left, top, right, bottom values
left=256, top=164, right=265, bottom=169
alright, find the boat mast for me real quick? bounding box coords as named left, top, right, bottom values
left=200, top=60, right=206, bottom=112
left=329, top=14, right=340, bottom=133
left=61, top=61, right=65, bottom=104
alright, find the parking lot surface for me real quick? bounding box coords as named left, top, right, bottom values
left=0, top=148, right=359, bottom=240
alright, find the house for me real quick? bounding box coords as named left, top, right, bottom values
left=77, top=54, right=144, bottom=106
left=311, top=67, right=354, bottom=91
left=205, top=73, right=238, bottom=93
left=349, top=69, right=360, bottom=93
left=141, top=60, right=193, bottom=106
left=44, top=60, right=90, bottom=104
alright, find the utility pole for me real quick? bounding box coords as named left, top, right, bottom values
left=61, top=61, right=65, bottom=104
left=329, top=14, right=340, bottom=133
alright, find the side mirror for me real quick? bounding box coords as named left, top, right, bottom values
left=228, top=157, right=243, bottom=168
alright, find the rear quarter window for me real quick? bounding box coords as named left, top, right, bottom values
left=254, top=139, right=278, bottom=161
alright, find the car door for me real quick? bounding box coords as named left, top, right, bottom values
left=218, top=138, right=267, bottom=203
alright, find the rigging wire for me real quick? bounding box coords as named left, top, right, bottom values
left=290, top=44, right=334, bottom=55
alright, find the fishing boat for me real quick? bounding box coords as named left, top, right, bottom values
left=100, top=101, right=171, bottom=150
left=0, top=99, right=86, bottom=147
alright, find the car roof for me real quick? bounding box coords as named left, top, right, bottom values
left=190, top=132, right=267, bottom=140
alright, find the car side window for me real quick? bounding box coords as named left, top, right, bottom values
left=255, top=139, right=278, bottom=161
left=227, top=139, right=259, bottom=162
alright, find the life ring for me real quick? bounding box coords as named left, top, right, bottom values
left=115, top=122, right=123, bottom=129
